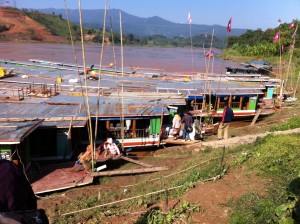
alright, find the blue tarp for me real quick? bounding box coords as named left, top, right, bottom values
left=187, top=96, right=205, bottom=100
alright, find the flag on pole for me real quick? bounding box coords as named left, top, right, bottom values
left=289, top=20, right=295, bottom=28
left=205, top=50, right=215, bottom=57
left=227, top=17, right=232, bottom=33
left=277, top=18, right=281, bottom=27
left=273, top=31, right=280, bottom=43
left=187, top=13, right=192, bottom=24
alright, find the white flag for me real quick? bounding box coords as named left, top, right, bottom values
left=188, top=13, right=192, bottom=24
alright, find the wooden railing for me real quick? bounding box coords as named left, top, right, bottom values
left=12, top=88, right=24, bottom=100
left=231, top=102, right=241, bottom=108
left=219, top=102, right=241, bottom=109
left=108, top=128, right=150, bottom=139
left=27, top=82, right=58, bottom=97
left=192, top=103, right=204, bottom=111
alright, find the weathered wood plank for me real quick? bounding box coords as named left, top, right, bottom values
left=250, top=108, right=262, bottom=126
left=91, top=166, right=168, bottom=177
left=120, top=156, right=154, bottom=168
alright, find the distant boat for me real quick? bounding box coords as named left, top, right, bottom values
left=241, top=61, right=272, bottom=75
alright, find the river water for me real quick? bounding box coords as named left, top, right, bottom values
left=0, top=41, right=240, bottom=73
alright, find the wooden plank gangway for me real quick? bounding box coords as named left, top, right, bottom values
left=91, top=166, right=168, bottom=177
left=162, top=138, right=201, bottom=145
left=250, top=108, right=263, bottom=126
left=120, top=156, right=154, bottom=168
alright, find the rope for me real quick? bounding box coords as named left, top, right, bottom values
left=107, top=2, right=119, bottom=84
left=63, top=0, right=86, bottom=107
left=60, top=174, right=221, bottom=217
left=63, top=0, right=91, bottom=144
left=285, top=23, right=298, bottom=89
left=12, top=147, right=30, bottom=183
left=213, top=30, right=231, bottom=112
left=120, top=156, right=222, bottom=188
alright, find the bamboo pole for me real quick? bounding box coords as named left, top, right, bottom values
left=120, top=11, right=125, bottom=153
left=94, top=0, right=108, bottom=152
left=78, top=0, right=94, bottom=170
left=293, top=72, right=300, bottom=98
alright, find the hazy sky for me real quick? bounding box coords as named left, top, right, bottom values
left=14, top=0, right=300, bottom=30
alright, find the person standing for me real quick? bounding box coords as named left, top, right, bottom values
left=0, top=159, right=49, bottom=223
left=218, top=102, right=234, bottom=140
left=181, top=111, right=193, bottom=142
left=172, top=114, right=181, bottom=140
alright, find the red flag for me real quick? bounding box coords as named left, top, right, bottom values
left=227, top=17, right=232, bottom=33
left=273, top=31, right=280, bottom=43
left=205, top=50, right=215, bottom=57
left=290, top=21, right=295, bottom=28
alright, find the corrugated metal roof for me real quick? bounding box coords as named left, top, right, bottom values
left=0, top=119, right=43, bottom=144
left=47, top=95, right=170, bottom=117
left=0, top=60, right=272, bottom=119
left=40, top=120, right=87, bottom=128
left=0, top=102, right=80, bottom=119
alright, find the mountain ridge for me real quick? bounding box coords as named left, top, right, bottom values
left=37, top=8, right=247, bottom=37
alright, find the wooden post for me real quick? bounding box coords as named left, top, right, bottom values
left=219, top=146, right=225, bottom=174
left=250, top=108, right=262, bottom=126
left=98, top=190, right=101, bottom=201
left=239, top=97, right=243, bottom=109
left=229, top=96, right=232, bottom=108
left=132, top=120, right=136, bottom=138
left=165, top=188, right=169, bottom=211
left=158, top=106, right=164, bottom=146
left=106, top=121, right=110, bottom=139
left=106, top=120, right=110, bottom=130
left=202, top=98, right=206, bottom=110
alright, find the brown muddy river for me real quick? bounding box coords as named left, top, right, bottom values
left=0, top=42, right=240, bottom=73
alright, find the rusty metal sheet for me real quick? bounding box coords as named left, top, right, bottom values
left=30, top=162, right=93, bottom=194
left=0, top=119, right=43, bottom=144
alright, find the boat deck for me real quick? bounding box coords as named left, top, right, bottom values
left=30, top=162, right=93, bottom=194
left=162, top=137, right=201, bottom=145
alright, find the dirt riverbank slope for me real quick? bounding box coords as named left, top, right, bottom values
left=0, top=8, right=66, bottom=42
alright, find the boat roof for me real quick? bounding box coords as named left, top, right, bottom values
left=0, top=59, right=275, bottom=114
left=47, top=95, right=170, bottom=117
left=250, top=61, right=270, bottom=65
left=0, top=119, right=43, bottom=144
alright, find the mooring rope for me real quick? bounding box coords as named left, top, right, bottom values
left=60, top=174, right=221, bottom=217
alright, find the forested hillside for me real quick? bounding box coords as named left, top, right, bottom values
left=226, top=21, right=299, bottom=58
